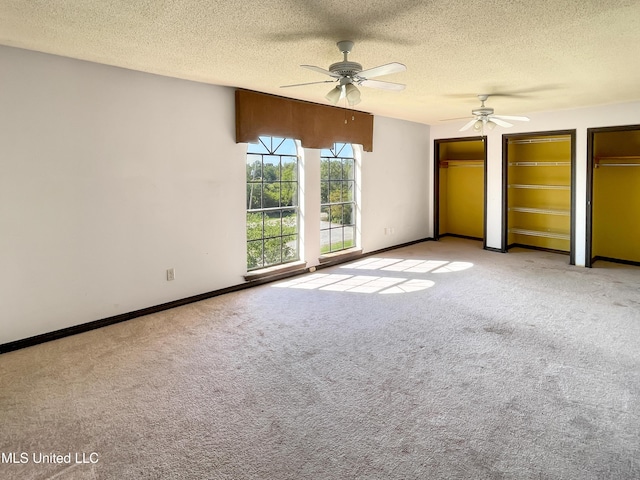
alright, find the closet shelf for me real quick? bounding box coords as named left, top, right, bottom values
left=508, top=184, right=570, bottom=190
left=440, top=160, right=484, bottom=168
left=509, top=206, right=570, bottom=216
left=509, top=228, right=570, bottom=240
left=509, top=161, right=571, bottom=167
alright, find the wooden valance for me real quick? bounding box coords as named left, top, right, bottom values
left=235, top=89, right=374, bottom=152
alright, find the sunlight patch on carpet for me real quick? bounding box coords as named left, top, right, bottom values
left=340, top=257, right=473, bottom=273
left=273, top=273, right=435, bottom=294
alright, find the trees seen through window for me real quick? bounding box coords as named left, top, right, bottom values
left=320, top=143, right=356, bottom=254
left=246, top=137, right=299, bottom=270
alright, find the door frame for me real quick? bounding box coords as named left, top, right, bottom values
left=586, top=124, right=640, bottom=267
left=501, top=129, right=576, bottom=264
left=433, top=136, right=488, bottom=248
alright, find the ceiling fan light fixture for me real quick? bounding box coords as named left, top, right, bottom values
left=456, top=94, right=530, bottom=132
left=325, top=86, right=342, bottom=104
left=284, top=41, right=406, bottom=105
left=345, top=83, right=361, bottom=106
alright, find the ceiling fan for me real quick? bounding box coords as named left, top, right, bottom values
left=281, top=40, right=406, bottom=106
left=459, top=94, right=530, bottom=132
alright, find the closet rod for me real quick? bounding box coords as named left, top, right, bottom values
left=595, top=155, right=640, bottom=167
left=595, top=163, right=640, bottom=168
left=439, top=161, right=484, bottom=168
left=508, top=184, right=571, bottom=190
left=508, top=136, right=570, bottom=145
left=509, top=161, right=570, bottom=166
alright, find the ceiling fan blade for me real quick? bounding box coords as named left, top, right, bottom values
left=460, top=118, right=478, bottom=131
left=280, top=80, right=336, bottom=88
left=441, top=116, right=473, bottom=121
left=489, top=117, right=514, bottom=128
left=358, top=62, right=406, bottom=79
left=445, top=85, right=564, bottom=100
left=301, top=65, right=340, bottom=78
left=492, top=114, right=530, bottom=122
left=359, top=79, right=406, bottom=91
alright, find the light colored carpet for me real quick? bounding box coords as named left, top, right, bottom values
left=1, top=237, right=639, bottom=479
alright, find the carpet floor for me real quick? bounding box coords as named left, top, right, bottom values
left=1, top=237, right=639, bottom=479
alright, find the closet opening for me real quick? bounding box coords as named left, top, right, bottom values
left=502, top=130, right=576, bottom=264
left=434, top=137, right=487, bottom=247
left=586, top=125, right=640, bottom=267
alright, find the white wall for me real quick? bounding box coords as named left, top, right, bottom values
left=0, top=46, right=432, bottom=344
left=430, top=102, right=640, bottom=265
left=0, top=46, right=248, bottom=344
left=361, top=116, right=431, bottom=252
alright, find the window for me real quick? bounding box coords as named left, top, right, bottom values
left=320, top=143, right=356, bottom=254
left=246, top=136, right=299, bottom=270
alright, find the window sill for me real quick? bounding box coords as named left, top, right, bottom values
left=244, top=260, right=308, bottom=283
left=319, top=247, right=363, bottom=266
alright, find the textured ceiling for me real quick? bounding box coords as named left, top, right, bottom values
left=1, top=0, right=640, bottom=125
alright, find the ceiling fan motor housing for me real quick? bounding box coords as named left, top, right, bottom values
left=472, top=107, right=494, bottom=116
left=329, top=61, right=363, bottom=78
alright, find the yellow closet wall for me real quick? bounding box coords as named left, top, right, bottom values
left=438, top=140, right=484, bottom=239
left=592, top=130, right=640, bottom=263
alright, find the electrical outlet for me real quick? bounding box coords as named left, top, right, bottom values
left=167, top=268, right=175, bottom=281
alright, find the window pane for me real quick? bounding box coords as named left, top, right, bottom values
left=263, top=182, right=280, bottom=208
left=282, top=209, right=298, bottom=235
left=320, top=205, right=330, bottom=227
left=263, top=237, right=282, bottom=265
left=320, top=229, right=330, bottom=253
left=330, top=204, right=344, bottom=225
left=263, top=156, right=279, bottom=181
left=320, top=158, right=330, bottom=180
left=343, top=204, right=354, bottom=225
left=320, top=180, right=329, bottom=203
left=282, top=157, right=297, bottom=181
left=264, top=210, right=282, bottom=238
left=246, top=155, right=262, bottom=181
left=281, top=181, right=296, bottom=207
left=247, top=183, right=262, bottom=209
left=341, top=143, right=354, bottom=158
left=329, top=181, right=341, bottom=203
left=269, top=137, right=283, bottom=152
left=282, top=235, right=298, bottom=261
left=246, top=212, right=263, bottom=240
left=330, top=227, right=344, bottom=252
left=247, top=240, right=264, bottom=269
left=330, top=159, right=343, bottom=180
left=273, top=137, right=298, bottom=155
left=344, top=158, right=354, bottom=180
left=344, top=226, right=355, bottom=249
left=342, top=181, right=354, bottom=202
